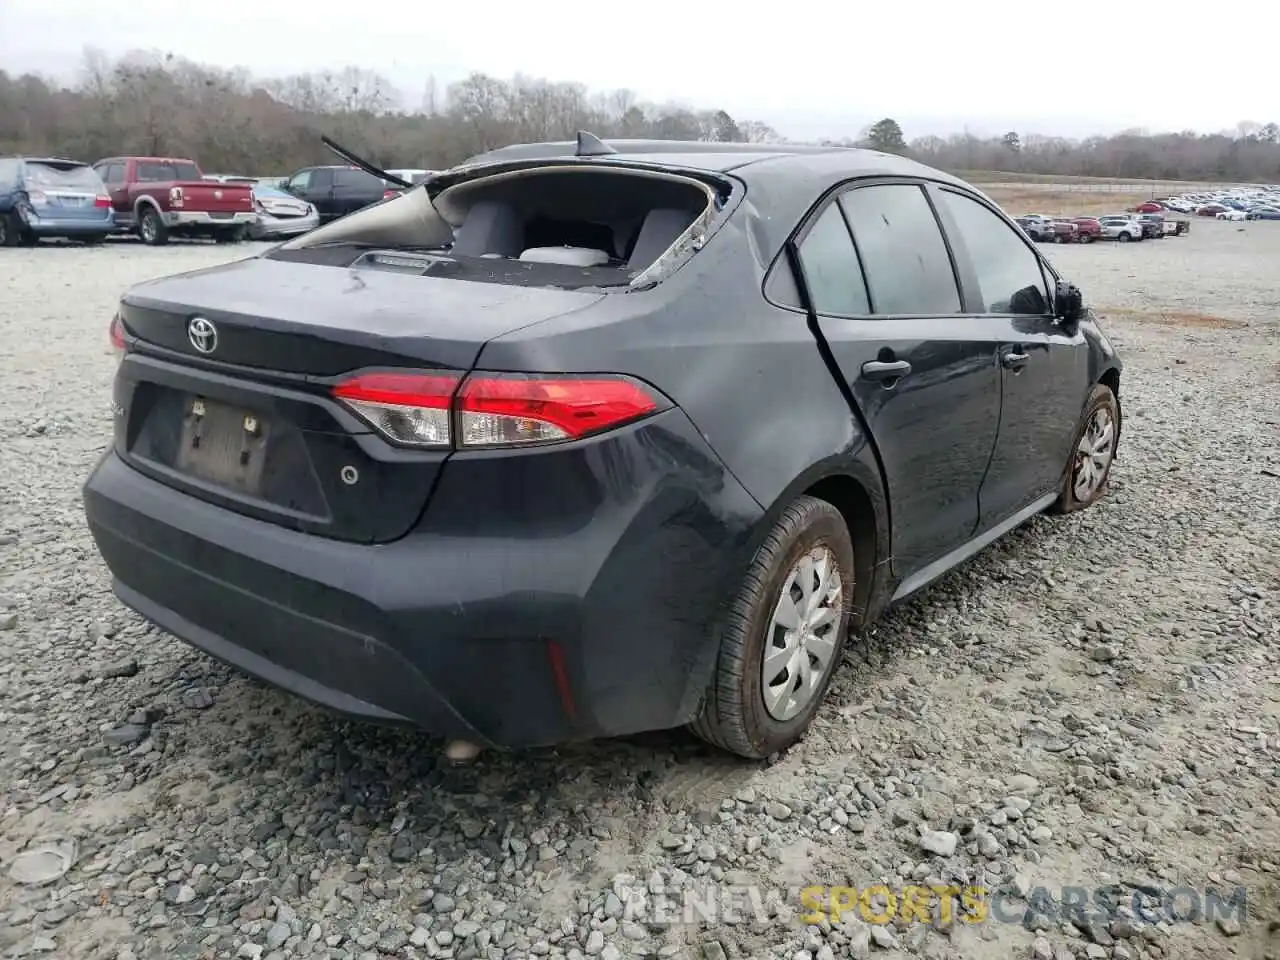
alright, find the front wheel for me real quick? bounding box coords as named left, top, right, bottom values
left=1050, top=384, right=1120, bottom=514
left=690, top=495, right=854, bottom=759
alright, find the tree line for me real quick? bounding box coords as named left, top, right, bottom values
left=1, top=49, right=1278, bottom=184
left=852, top=118, right=1280, bottom=184
left=0, top=49, right=783, bottom=174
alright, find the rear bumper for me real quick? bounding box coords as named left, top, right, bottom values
left=83, top=410, right=763, bottom=748
left=248, top=212, right=318, bottom=239
left=24, top=215, right=114, bottom=235
left=165, top=211, right=257, bottom=229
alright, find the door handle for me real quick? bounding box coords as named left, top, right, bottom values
left=861, top=359, right=912, bottom=380
left=1001, top=350, right=1030, bottom=369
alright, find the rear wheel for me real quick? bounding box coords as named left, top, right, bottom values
left=138, top=208, right=169, bottom=246
left=1050, top=384, right=1119, bottom=514
left=1118, top=231, right=1131, bottom=243
left=0, top=214, right=19, bottom=247
left=690, top=496, right=853, bottom=759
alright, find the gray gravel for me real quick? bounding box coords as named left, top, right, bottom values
left=1, top=225, right=1278, bottom=960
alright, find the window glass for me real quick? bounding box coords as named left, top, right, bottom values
left=136, top=160, right=201, bottom=181
left=796, top=203, right=870, bottom=315
left=839, top=184, right=960, bottom=314
left=335, top=168, right=382, bottom=189
left=0, top=159, right=19, bottom=182
left=288, top=170, right=312, bottom=191
left=936, top=190, right=1050, bottom=315
left=24, top=162, right=104, bottom=192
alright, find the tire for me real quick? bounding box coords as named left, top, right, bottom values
left=1118, top=231, right=1131, bottom=242
left=1049, top=384, right=1120, bottom=515
left=690, top=495, right=854, bottom=759
left=0, top=214, right=18, bottom=247
left=138, top=207, right=169, bottom=246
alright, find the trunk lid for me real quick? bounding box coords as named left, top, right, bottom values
left=173, top=180, right=254, bottom=214
left=116, top=255, right=606, bottom=543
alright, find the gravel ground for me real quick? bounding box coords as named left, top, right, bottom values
left=1, top=223, right=1278, bottom=960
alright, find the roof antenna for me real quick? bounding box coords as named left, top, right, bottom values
left=575, top=130, right=617, bottom=157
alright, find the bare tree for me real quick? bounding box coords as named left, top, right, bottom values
left=2, top=47, right=1278, bottom=183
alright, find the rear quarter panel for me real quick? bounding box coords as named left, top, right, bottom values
left=475, top=201, right=890, bottom=568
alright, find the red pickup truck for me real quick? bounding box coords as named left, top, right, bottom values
left=90, top=156, right=257, bottom=245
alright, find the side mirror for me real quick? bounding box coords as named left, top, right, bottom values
left=1054, top=281, right=1085, bottom=327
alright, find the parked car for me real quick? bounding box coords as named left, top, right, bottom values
left=280, top=165, right=396, bottom=223
left=1097, top=215, right=1144, bottom=242
left=84, top=137, right=1123, bottom=760
left=1048, top=219, right=1079, bottom=243
left=1196, top=203, right=1229, bottom=216
left=247, top=184, right=320, bottom=240
left=1070, top=218, right=1102, bottom=243
left=1134, top=213, right=1167, bottom=239
left=0, top=156, right=115, bottom=246
left=1130, top=201, right=1164, bottom=213
left=1247, top=206, right=1280, bottom=220
left=1216, top=208, right=1248, bottom=221
left=92, top=156, right=257, bottom=245
left=1014, top=216, right=1055, bottom=242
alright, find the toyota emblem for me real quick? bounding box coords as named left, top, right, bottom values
left=188, top=316, right=218, bottom=354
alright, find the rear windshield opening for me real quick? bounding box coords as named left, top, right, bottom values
left=436, top=168, right=711, bottom=281
left=274, top=165, right=719, bottom=290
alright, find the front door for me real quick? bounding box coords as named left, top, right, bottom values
left=794, top=181, right=1006, bottom=578
left=928, top=187, right=1091, bottom=529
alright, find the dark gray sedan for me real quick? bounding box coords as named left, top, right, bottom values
left=84, top=137, right=1122, bottom=760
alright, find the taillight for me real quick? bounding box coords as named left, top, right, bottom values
left=94, top=195, right=111, bottom=208
left=108, top=313, right=126, bottom=361
left=169, top=186, right=184, bottom=208
left=457, top=374, right=660, bottom=446
left=333, top=372, right=458, bottom=448
left=331, top=371, right=664, bottom=449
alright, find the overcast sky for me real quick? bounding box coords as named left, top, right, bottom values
left=1, top=0, right=1274, bottom=141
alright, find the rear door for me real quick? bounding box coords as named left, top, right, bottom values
left=929, top=186, right=1089, bottom=529
left=789, top=180, right=1005, bottom=578
left=332, top=168, right=385, bottom=217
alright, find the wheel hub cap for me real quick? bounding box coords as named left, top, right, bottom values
left=762, top=545, right=843, bottom=722
left=1072, top=406, right=1115, bottom=500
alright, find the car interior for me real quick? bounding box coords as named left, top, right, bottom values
left=436, top=168, right=709, bottom=272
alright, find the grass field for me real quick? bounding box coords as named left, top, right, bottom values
left=980, top=186, right=1158, bottom=216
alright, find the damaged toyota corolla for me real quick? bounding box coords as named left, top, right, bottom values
left=83, top=133, right=1123, bottom=761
